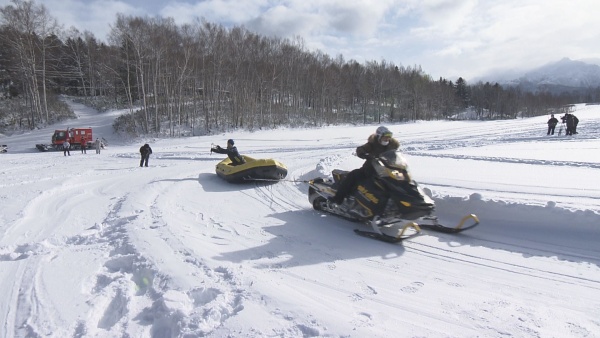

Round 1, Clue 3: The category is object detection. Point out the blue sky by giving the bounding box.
[2,0,600,80]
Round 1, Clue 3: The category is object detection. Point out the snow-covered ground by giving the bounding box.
[1,100,599,338]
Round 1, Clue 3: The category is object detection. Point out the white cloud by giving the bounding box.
[245,5,320,38]
[0,0,147,40]
[395,0,600,79]
[1,0,599,80]
[319,0,391,37]
[160,0,268,25]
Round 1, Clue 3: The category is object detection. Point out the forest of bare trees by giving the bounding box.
[1,0,596,136]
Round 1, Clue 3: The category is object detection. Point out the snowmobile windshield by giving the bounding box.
[372,150,411,181]
[377,150,409,171]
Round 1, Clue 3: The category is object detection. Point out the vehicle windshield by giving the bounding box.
[377,150,409,170]
[371,150,411,180]
[53,131,67,141]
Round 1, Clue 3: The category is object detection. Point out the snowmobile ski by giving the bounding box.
[354,230,407,243]
[417,214,480,233]
[354,220,421,243]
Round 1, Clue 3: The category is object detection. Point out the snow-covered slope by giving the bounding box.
[1,100,599,337]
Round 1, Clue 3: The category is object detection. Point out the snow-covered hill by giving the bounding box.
[475,57,600,93]
[522,58,600,87]
[1,99,599,337]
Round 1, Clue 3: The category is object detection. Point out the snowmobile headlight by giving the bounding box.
[400,200,411,207]
[388,170,405,181]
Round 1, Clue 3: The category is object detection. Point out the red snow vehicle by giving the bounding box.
[36,127,93,151]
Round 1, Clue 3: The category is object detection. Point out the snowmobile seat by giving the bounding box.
[331,169,350,184]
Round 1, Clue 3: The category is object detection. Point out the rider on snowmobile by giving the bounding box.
[329,126,400,205]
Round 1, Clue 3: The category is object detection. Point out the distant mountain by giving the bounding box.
[474,58,600,94]
[580,58,600,67]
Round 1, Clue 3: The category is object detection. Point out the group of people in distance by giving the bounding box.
[547,113,579,136]
[62,137,104,156]
[62,137,152,169]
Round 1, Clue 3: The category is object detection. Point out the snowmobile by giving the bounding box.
[308,150,479,243]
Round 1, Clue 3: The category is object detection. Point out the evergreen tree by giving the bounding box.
[455,77,469,108]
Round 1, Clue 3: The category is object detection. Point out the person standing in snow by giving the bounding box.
[139,143,152,167]
[94,138,102,154]
[63,139,71,156]
[211,139,246,165]
[328,126,400,205]
[563,113,575,135]
[547,114,558,135]
[572,114,579,134]
[80,136,87,154]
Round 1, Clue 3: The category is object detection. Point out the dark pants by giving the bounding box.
[140,154,149,167]
[566,124,574,135]
[64,148,70,156]
[81,146,86,154]
[333,167,368,202]
[547,125,556,135]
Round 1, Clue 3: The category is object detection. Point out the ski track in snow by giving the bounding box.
[407,151,600,169]
[0,159,251,336]
[1,100,600,337]
[2,153,599,337]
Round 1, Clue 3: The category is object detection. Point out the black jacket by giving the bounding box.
[140,144,152,156]
[212,145,245,165]
[356,134,400,170]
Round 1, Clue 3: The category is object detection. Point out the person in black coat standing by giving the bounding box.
[561,114,571,135]
[140,143,152,167]
[547,114,558,135]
